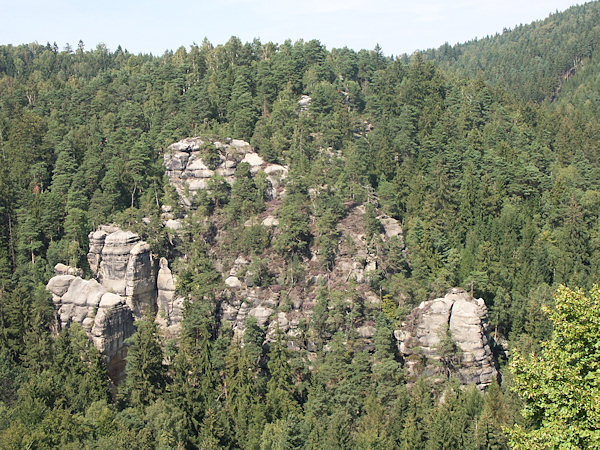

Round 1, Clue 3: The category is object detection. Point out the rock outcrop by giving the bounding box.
[87,225,156,318]
[163,137,288,206]
[47,226,161,382]
[47,266,134,381]
[394,288,498,389]
[155,257,184,339]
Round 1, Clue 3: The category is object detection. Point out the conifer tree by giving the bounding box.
[122,311,165,408]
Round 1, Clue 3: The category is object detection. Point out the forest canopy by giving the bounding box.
[1,1,600,448]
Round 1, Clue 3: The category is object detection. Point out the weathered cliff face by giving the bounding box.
[88,226,156,318]
[394,288,498,389]
[164,137,288,205]
[48,226,163,381]
[47,267,134,381]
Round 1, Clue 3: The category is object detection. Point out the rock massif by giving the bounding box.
[394,288,498,389]
[47,225,183,381]
[164,137,288,206]
[47,137,499,390]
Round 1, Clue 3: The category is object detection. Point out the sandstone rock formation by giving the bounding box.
[155,257,184,339]
[163,137,288,206]
[394,288,498,389]
[47,265,134,381]
[87,225,156,318]
[48,226,166,381]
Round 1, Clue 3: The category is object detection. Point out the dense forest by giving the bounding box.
[1,2,600,448]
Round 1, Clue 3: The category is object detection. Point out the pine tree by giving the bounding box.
[265,333,300,422]
[122,311,165,408]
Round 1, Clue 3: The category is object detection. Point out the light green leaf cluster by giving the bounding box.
[509,285,600,449]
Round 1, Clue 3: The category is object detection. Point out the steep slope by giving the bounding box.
[424,1,600,102]
[47,136,499,390]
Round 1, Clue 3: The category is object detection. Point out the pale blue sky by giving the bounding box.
[0,0,583,55]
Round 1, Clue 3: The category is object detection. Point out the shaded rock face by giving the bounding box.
[164,137,288,206]
[394,288,498,389]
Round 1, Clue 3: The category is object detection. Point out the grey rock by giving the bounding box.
[165,219,182,230]
[395,288,498,389]
[155,258,184,338]
[357,325,376,338]
[225,276,242,289]
[262,216,279,227]
[230,139,251,152]
[46,274,75,297]
[99,230,140,295]
[378,215,403,239]
[61,278,105,308]
[241,152,264,172]
[167,137,203,152]
[47,226,156,383]
[298,95,311,111]
[54,263,83,277]
[249,305,273,327]
[126,241,156,318]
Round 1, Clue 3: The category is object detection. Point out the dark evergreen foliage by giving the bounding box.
[1,2,600,445]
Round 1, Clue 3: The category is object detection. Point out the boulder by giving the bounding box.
[357,325,376,338]
[262,216,279,227]
[249,305,273,327]
[225,276,242,289]
[378,215,403,239]
[54,263,83,277]
[165,219,183,230]
[241,152,264,172]
[167,137,203,152]
[46,274,75,297]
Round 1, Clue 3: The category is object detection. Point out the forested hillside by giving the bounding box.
[1,3,600,447]
[424,1,600,102]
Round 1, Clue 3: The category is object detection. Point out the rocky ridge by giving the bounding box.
[47,137,499,389]
[164,137,288,207]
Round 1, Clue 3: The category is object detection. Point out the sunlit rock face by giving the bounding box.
[163,137,288,206]
[47,265,134,382]
[87,226,156,319]
[48,226,158,382]
[394,288,498,389]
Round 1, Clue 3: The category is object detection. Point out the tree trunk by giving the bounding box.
[131,180,137,209]
[7,213,15,269]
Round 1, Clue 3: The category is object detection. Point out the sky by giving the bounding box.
[0,0,585,56]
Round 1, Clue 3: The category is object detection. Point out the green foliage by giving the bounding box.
[237,224,270,256]
[509,285,600,448]
[122,311,166,408]
[3,13,600,446]
[275,181,311,258]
